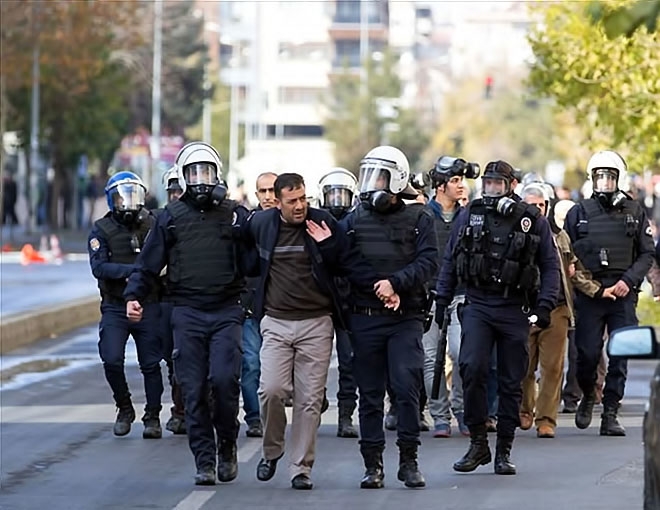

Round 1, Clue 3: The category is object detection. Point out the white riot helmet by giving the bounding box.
[358,145,417,212]
[586,150,629,193]
[174,141,225,206]
[318,167,358,219]
[162,165,183,202]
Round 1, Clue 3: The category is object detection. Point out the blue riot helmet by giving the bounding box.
[105,171,146,224]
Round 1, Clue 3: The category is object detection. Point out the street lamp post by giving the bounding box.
[149,0,163,196]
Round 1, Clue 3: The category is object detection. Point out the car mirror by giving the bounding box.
[607,326,659,359]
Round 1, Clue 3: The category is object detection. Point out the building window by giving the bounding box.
[334,0,383,24]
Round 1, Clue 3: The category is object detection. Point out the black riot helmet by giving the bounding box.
[428,156,480,188]
[481,160,517,215]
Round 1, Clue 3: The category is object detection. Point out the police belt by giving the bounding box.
[351,305,420,317]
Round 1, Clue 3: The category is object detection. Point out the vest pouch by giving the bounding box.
[455,251,468,282]
[624,214,637,237]
[500,259,520,286]
[507,232,526,258]
[469,253,484,279]
[518,264,540,292]
[390,226,416,244]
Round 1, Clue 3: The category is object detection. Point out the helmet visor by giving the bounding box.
[482,177,508,198]
[109,182,145,211]
[358,162,393,194]
[323,187,353,209]
[184,163,218,186]
[593,169,617,193]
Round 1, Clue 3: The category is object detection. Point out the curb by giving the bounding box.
[0,296,100,354]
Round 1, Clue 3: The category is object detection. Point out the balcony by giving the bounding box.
[329,0,388,40]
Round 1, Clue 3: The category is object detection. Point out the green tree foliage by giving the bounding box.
[2,1,141,226]
[324,50,430,173]
[427,75,574,175]
[128,0,209,135]
[588,0,660,38]
[528,1,660,171]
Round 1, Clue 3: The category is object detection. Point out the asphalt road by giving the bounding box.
[0,325,654,510]
[0,260,97,318]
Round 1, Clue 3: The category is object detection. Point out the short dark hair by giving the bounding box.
[274,173,305,198]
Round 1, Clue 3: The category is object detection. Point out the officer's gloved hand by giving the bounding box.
[435,305,447,329]
[531,306,552,329]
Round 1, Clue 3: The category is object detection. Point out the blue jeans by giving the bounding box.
[241,317,262,425]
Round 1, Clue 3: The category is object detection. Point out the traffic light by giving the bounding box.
[484,75,493,99]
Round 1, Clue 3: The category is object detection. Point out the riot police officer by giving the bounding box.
[88,171,164,438]
[159,166,186,435]
[341,146,438,489]
[565,150,655,436]
[318,167,359,438]
[125,142,249,486]
[436,160,560,475]
[423,155,479,438]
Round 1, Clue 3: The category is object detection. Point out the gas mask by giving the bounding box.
[483,196,516,216]
[596,190,627,209]
[190,184,227,208]
[362,190,394,213]
[114,209,138,225]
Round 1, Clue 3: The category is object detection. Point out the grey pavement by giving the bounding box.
[0,325,653,510]
[0,260,97,318]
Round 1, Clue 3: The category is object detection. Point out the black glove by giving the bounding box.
[435,305,447,329]
[531,306,552,329]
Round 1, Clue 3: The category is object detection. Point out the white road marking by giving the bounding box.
[237,437,262,464]
[171,490,215,510]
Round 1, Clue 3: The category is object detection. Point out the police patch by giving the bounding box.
[232,211,238,225]
[89,238,100,251]
[520,217,532,233]
[469,214,484,227]
[646,225,653,236]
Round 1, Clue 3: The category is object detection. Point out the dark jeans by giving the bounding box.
[350,314,424,447]
[241,316,262,425]
[98,302,163,409]
[172,304,243,470]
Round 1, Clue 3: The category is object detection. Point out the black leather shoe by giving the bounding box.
[256,453,283,481]
[291,474,313,490]
[575,391,596,429]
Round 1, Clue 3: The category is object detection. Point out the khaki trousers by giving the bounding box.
[521,305,570,428]
[259,314,333,479]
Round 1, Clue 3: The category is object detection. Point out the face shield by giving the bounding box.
[323,188,353,209]
[183,163,218,186]
[593,169,618,193]
[109,182,145,211]
[358,163,392,194]
[482,177,509,198]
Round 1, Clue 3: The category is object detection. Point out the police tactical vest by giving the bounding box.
[434,214,455,258]
[166,199,239,295]
[353,202,427,307]
[454,199,541,297]
[572,198,639,277]
[96,215,154,301]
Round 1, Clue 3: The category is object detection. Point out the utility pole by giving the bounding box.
[149,0,163,196]
[202,60,212,144]
[359,0,370,140]
[28,1,40,233]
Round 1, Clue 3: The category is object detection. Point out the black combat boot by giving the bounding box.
[360,446,385,489]
[453,424,492,473]
[396,441,426,488]
[600,403,626,436]
[113,397,135,437]
[165,410,186,435]
[337,402,358,438]
[217,439,238,482]
[575,390,596,429]
[142,407,162,439]
[494,436,516,475]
